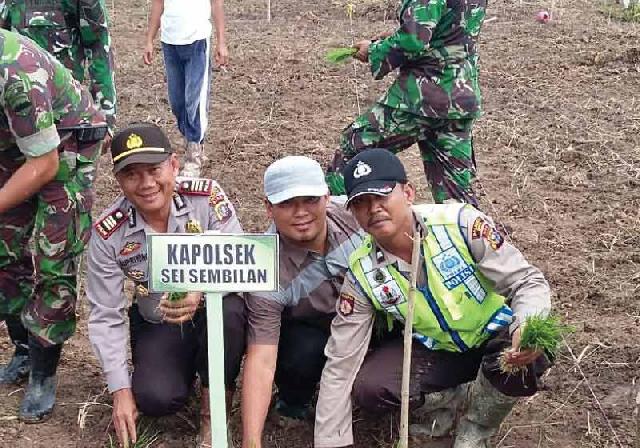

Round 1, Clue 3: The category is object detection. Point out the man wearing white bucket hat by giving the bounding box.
[241,156,364,448]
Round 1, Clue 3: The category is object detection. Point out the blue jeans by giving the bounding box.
[162,39,211,144]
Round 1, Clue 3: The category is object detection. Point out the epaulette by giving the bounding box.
[177,178,213,196]
[95,208,128,240]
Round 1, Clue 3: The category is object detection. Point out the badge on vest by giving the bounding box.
[365,267,392,286]
[432,247,474,290]
[372,281,405,308]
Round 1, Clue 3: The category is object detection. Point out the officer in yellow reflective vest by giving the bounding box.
[314,149,552,448]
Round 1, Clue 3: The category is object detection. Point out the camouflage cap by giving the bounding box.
[111,123,173,173]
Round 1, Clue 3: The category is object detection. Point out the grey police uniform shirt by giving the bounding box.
[86,178,243,393]
[314,205,552,448]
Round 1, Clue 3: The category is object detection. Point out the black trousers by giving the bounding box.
[129,294,246,417]
[273,320,330,407]
[353,329,550,414]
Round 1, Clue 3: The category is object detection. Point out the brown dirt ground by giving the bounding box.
[1,0,639,446]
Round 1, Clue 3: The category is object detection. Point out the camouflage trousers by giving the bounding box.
[0,135,102,346]
[339,103,479,206]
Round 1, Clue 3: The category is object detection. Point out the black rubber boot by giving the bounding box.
[19,336,62,423]
[0,314,30,385]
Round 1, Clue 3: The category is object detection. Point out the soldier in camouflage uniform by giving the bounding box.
[327,0,487,206]
[0,0,116,129]
[0,29,107,423]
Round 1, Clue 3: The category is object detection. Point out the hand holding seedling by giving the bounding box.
[500,314,572,374]
[112,388,138,448]
[353,40,371,62]
[503,326,543,367]
[160,292,202,324]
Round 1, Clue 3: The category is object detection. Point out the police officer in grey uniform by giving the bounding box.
[315,149,552,448]
[86,123,246,447]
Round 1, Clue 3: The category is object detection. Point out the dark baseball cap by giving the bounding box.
[344,148,408,207]
[111,123,173,174]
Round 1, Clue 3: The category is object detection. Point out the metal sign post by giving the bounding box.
[148,233,279,448]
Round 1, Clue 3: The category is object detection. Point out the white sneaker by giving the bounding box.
[181,142,206,177]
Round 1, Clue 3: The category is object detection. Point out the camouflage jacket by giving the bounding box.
[0,0,116,128]
[368,0,487,119]
[0,29,105,158]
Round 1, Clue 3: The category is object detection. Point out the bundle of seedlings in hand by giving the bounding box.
[164,218,203,303]
[168,291,187,302]
[325,47,357,64]
[499,314,572,374]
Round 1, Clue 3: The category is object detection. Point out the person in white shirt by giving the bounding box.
[143,0,228,178]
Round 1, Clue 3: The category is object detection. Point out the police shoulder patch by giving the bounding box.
[209,184,228,206]
[95,209,128,240]
[178,178,213,196]
[214,201,233,222]
[471,217,504,251]
[338,292,356,316]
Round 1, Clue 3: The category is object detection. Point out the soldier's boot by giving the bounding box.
[0,314,31,384]
[453,372,518,448]
[410,384,468,439]
[19,335,62,423]
[182,142,206,178]
[325,148,347,196]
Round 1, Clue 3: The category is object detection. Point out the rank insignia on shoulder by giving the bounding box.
[120,242,142,256]
[339,293,356,316]
[185,219,203,234]
[95,209,128,240]
[178,179,212,196]
[214,201,233,222]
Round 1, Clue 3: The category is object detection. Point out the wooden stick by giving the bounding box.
[635,386,639,448]
[267,0,271,22]
[398,230,421,448]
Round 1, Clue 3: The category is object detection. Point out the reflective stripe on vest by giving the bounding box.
[350,203,513,352]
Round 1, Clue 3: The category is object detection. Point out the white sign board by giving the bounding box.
[148,233,279,448]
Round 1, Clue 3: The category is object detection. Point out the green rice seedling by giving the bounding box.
[499,314,573,374]
[108,422,160,447]
[325,47,357,64]
[168,291,187,302]
[600,2,640,23]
